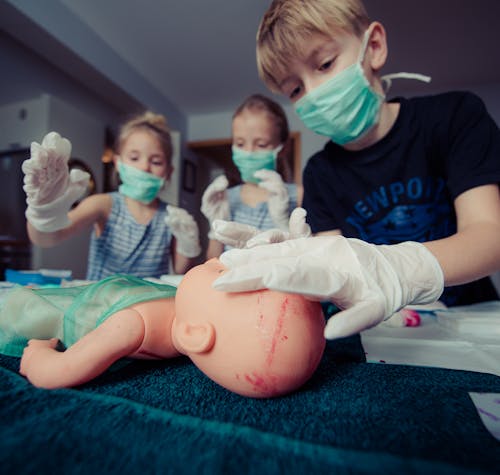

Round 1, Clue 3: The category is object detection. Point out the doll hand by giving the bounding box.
[201,175,230,239]
[214,236,444,340]
[212,207,311,249]
[19,338,61,388]
[165,205,201,258]
[23,132,89,232]
[254,169,289,230]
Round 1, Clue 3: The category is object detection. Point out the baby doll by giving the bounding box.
[1,259,326,398]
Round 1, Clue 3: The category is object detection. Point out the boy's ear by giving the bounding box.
[367,21,388,72]
[173,321,215,354]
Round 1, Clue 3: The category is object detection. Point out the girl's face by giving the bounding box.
[117,129,171,179]
[232,110,281,152]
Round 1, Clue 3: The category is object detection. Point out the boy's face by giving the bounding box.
[279,28,368,103]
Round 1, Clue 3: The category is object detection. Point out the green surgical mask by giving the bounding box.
[232,145,282,183]
[117,161,165,203]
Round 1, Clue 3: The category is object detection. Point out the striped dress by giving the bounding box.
[225,183,298,250]
[86,192,172,280]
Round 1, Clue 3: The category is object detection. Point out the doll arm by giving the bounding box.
[19,308,145,389]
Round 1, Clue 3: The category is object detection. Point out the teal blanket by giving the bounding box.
[0,336,498,474]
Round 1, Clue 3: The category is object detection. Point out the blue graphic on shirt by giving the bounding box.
[345,176,454,244]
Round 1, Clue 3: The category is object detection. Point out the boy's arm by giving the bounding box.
[425,184,500,285]
[19,308,145,389]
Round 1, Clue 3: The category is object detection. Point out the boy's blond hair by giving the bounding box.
[116,111,172,164]
[256,0,371,92]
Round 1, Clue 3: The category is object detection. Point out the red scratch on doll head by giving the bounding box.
[244,372,278,395]
[265,297,288,367]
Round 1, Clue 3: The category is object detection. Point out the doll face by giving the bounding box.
[172,259,326,398]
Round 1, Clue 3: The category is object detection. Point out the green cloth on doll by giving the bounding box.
[0,274,177,357]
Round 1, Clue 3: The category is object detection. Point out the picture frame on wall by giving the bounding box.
[182,159,196,193]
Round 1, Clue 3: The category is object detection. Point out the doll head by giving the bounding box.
[172,258,326,398]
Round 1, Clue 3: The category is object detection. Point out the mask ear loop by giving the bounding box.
[357,28,372,64]
[381,72,432,94]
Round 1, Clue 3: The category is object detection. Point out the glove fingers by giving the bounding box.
[213,260,273,292]
[246,229,289,248]
[253,169,279,181]
[41,132,72,159]
[263,265,350,301]
[69,169,90,184]
[288,207,312,238]
[212,220,259,248]
[324,299,386,340]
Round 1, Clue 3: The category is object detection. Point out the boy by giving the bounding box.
[212,0,500,339]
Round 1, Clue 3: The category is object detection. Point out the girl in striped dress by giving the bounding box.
[24,111,201,280]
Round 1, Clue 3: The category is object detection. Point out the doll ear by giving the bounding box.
[173,321,215,354]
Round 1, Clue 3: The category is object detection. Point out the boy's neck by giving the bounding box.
[343,101,400,152]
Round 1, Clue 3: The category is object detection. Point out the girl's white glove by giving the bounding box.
[254,169,289,230]
[200,175,230,239]
[212,207,311,249]
[213,235,444,340]
[165,205,201,258]
[23,132,89,232]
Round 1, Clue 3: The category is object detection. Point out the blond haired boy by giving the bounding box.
[213,0,500,339]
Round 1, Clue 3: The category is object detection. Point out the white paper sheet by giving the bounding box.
[361,307,500,376]
[469,393,500,441]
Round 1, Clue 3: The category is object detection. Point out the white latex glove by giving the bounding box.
[165,205,201,258]
[201,175,230,239]
[212,207,311,249]
[254,169,289,230]
[213,235,444,340]
[22,132,89,232]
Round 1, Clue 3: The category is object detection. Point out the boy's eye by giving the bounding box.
[318,59,334,72]
[289,85,302,100]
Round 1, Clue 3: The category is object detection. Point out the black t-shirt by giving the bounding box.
[302,91,500,306]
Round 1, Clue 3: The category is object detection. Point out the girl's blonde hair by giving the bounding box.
[233,93,289,144]
[257,0,371,92]
[115,111,172,164]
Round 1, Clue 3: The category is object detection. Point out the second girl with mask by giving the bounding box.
[201,94,301,259]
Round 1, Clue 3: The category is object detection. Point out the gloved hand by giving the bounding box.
[201,175,230,239]
[23,132,90,232]
[254,169,289,230]
[212,207,311,249]
[165,205,201,258]
[213,235,444,340]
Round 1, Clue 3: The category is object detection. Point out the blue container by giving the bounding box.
[5,269,72,286]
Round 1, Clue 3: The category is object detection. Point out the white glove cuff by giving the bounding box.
[25,200,71,232]
[381,241,445,307]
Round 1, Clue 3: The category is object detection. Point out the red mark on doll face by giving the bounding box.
[244,372,278,396]
[265,297,288,367]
